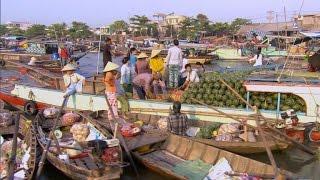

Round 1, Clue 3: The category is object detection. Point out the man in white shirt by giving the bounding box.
[181,64,199,90]
[166,39,183,88]
[62,64,86,98]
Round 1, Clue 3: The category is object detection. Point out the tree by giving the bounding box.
[110,20,128,34]
[230,18,252,34]
[146,23,159,37]
[68,21,92,40]
[46,23,67,39]
[24,24,46,38]
[210,22,231,36]
[196,13,210,31]
[129,15,150,36]
[7,27,25,36]
[178,17,197,40]
[0,25,8,36]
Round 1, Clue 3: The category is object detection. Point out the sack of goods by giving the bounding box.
[120,124,141,137]
[217,123,240,135]
[101,147,120,163]
[61,112,80,126]
[43,107,60,118]
[157,117,168,130]
[70,123,90,142]
[0,112,13,127]
[65,141,83,158]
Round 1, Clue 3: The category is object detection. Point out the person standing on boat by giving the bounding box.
[62,64,86,98]
[59,44,69,66]
[103,62,120,120]
[166,39,183,88]
[167,101,188,135]
[149,49,165,76]
[120,57,132,93]
[248,47,263,66]
[135,52,151,75]
[103,37,113,68]
[132,73,166,100]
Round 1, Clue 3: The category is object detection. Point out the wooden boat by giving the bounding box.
[0,52,51,62]
[132,134,293,179]
[0,113,38,179]
[10,80,320,125]
[125,113,289,154]
[34,111,122,180]
[0,69,48,115]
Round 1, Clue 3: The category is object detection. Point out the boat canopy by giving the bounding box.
[300,32,320,38]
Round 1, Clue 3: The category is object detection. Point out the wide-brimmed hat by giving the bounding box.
[150,49,162,59]
[103,62,119,72]
[137,52,148,59]
[61,64,76,71]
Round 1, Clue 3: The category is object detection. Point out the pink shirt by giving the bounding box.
[132,73,152,91]
[135,60,151,74]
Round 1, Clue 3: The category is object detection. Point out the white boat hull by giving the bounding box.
[11,84,319,126]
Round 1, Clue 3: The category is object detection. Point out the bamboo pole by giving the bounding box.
[103,94,140,177]
[36,97,68,178]
[7,113,20,180]
[218,78,315,155]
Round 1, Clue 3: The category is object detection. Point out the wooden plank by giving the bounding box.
[125,131,167,151]
[82,157,98,170]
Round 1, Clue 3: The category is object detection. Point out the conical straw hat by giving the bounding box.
[61,64,76,71]
[137,52,149,59]
[103,62,119,72]
[150,49,162,58]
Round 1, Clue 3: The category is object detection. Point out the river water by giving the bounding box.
[2,53,317,179]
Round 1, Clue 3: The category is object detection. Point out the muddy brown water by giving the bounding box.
[1,53,319,179]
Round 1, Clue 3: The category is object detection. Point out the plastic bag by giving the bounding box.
[43,107,59,118]
[61,112,80,126]
[70,123,90,142]
[218,123,240,135]
[157,117,168,130]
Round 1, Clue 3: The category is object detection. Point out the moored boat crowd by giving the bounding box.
[1,21,320,180]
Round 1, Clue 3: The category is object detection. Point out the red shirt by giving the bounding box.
[60,48,69,59]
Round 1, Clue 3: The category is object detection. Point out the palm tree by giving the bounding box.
[129,15,150,36]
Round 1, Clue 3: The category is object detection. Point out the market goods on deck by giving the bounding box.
[181,72,307,112]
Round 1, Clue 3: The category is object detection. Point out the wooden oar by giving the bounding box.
[7,113,20,180]
[36,97,68,178]
[218,78,315,155]
[103,94,140,177]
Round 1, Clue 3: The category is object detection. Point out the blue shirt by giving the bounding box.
[129,54,137,67]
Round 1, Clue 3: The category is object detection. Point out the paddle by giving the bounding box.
[7,113,20,180]
[36,97,68,178]
[103,93,140,177]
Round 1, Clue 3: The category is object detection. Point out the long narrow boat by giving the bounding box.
[125,113,289,154]
[34,111,122,179]
[0,113,38,179]
[10,79,320,125]
[132,134,293,179]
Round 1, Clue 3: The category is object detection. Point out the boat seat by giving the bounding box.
[142,150,185,170]
[69,156,104,170]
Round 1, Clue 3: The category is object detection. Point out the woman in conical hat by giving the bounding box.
[61,64,86,98]
[103,62,120,120]
[149,49,165,76]
[135,52,151,75]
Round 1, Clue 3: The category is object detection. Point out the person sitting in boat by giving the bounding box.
[248,47,263,66]
[104,62,120,120]
[167,101,188,135]
[195,62,205,78]
[181,64,199,90]
[27,57,38,66]
[62,64,86,98]
[132,73,167,100]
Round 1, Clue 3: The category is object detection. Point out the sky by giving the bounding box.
[1,0,320,27]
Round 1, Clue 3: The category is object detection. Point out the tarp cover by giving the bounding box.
[173,159,211,180]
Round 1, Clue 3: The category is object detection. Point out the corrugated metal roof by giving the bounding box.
[237,22,296,35]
